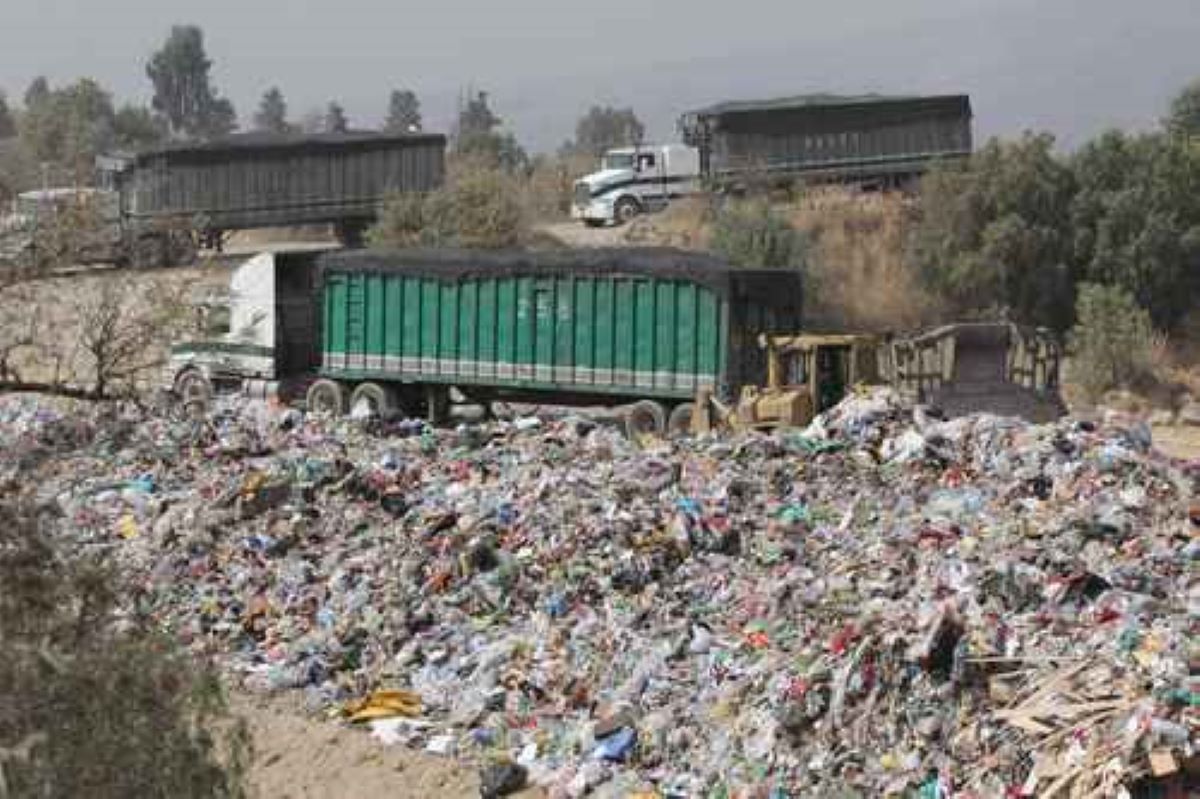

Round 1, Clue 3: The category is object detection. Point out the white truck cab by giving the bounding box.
[571,143,701,226]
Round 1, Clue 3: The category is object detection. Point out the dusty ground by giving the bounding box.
[1151,424,1200,460]
[234,693,542,799]
[538,220,628,248]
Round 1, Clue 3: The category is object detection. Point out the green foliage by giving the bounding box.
[23,76,50,109]
[253,87,291,134]
[384,89,422,134]
[710,199,808,269]
[1068,282,1156,399]
[18,78,118,171]
[112,104,167,151]
[569,106,644,156]
[146,25,237,139]
[1166,78,1200,137]
[453,90,527,172]
[0,501,248,798]
[456,90,500,139]
[324,102,348,134]
[367,192,433,247]
[0,91,15,140]
[909,133,1076,328]
[456,131,528,173]
[369,163,527,250]
[1070,130,1200,329]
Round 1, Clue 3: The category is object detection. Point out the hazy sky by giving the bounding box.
[2,0,1197,152]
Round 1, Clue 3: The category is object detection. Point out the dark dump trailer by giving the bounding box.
[679,93,972,189]
[166,248,804,436]
[100,132,446,266]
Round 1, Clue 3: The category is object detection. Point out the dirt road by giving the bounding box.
[537,221,628,248]
[235,693,542,799]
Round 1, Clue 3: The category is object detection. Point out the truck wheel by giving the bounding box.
[614,197,641,225]
[306,379,348,416]
[168,232,198,267]
[133,234,167,269]
[667,403,695,437]
[350,382,399,417]
[174,370,212,416]
[625,400,666,439]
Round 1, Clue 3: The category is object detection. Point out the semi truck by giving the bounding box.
[1,132,446,270]
[679,93,973,190]
[571,93,973,226]
[571,144,701,227]
[167,247,804,436]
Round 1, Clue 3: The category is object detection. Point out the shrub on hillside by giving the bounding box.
[709,199,808,269]
[1068,282,1157,400]
[0,501,248,798]
[369,163,527,250]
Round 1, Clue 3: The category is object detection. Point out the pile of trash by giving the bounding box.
[4,388,1198,798]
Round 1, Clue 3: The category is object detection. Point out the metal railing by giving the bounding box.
[888,322,1062,403]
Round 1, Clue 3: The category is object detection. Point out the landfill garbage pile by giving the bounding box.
[3,388,1199,798]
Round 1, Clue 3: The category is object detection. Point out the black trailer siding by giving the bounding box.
[123,133,445,231]
[681,94,972,186]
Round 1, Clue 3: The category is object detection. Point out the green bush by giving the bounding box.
[0,501,248,798]
[448,166,526,248]
[709,199,808,269]
[366,192,429,248]
[369,163,526,250]
[1068,282,1157,400]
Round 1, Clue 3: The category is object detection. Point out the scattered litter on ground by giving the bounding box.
[4,387,1198,797]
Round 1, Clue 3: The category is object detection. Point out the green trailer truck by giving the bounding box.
[167,247,803,435]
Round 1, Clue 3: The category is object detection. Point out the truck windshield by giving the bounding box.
[603,153,634,170]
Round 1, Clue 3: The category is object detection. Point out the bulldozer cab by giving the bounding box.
[769,334,879,405]
[720,334,881,430]
[690,333,882,434]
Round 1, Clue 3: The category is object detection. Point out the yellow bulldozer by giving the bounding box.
[690,333,885,433]
[688,323,1064,433]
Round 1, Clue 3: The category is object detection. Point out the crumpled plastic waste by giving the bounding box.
[4,387,1198,797]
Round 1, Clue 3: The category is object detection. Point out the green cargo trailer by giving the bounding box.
[167,247,803,434]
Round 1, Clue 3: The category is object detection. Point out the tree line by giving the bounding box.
[0,23,649,199]
[910,80,1200,335]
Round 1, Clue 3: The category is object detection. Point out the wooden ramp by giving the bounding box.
[892,323,1066,422]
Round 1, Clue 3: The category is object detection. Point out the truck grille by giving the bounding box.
[573,182,592,207]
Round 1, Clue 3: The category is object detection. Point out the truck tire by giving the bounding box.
[306,379,348,416]
[614,197,641,225]
[174,370,212,416]
[667,403,695,437]
[350,382,399,417]
[133,234,168,270]
[624,399,667,439]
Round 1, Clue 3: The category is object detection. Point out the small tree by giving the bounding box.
[324,102,348,134]
[1068,282,1156,400]
[253,87,290,134]
[384,89,421,133]
[113,104,167,151]
[369,164,526,250]
[1166,78,1200,138]
[24,76,50,109]
[570,105,644,156]
[0,91,15,139]
[146,25,237,139]
[452,90,528,172]
[456,90,500,139]
[18,78,118,170]
[0,500,249,798]
[909,133,1076,329]
[710,199,808,269]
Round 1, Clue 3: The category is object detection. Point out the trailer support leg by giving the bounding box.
[425,385,449,426]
